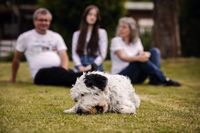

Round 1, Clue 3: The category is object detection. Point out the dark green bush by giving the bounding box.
[140,31,152,51]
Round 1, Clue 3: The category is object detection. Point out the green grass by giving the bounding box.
[0,58,200,133]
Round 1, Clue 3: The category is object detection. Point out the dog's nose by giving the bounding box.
[77,107,83,114]
[74,98,78,102]
[95,105,103,113]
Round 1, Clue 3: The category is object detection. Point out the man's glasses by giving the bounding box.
[36,19,51,22]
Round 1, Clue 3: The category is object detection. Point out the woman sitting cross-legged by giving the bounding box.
[110,17,181,86]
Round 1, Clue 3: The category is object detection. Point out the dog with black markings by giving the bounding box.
[64,71,140,114]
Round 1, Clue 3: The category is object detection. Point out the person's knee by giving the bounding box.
[150,48,160,56]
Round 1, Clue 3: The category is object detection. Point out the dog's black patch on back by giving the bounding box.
[84,74,108,91]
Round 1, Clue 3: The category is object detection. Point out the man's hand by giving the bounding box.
[11,51,23,83]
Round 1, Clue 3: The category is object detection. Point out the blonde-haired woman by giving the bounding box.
[110,17,181,86]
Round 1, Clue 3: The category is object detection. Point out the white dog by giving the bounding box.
[64,71,140,114]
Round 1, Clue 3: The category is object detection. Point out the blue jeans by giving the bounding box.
[119,48,166,84]
[76,55,104,71]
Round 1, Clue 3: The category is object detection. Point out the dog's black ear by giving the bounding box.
[84,74,108,91]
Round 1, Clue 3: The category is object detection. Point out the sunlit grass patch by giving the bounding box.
[0,58,200,132]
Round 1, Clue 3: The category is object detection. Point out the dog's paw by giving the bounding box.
[133,93,141,108]
[64,109,72,113]
[118,105,136,114]
[63,107,76,114]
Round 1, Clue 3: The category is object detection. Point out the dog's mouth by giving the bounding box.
[76,105,104,115]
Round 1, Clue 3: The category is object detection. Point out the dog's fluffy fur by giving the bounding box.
[64,71,140,114]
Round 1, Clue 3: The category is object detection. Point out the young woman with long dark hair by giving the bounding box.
[72,5,108,72]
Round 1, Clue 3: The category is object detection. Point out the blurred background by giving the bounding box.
[0,0,200,61]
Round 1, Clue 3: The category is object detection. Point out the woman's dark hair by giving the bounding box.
[76,5,101,56]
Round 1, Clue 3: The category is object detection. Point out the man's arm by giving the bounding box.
[59,50,69,70]
[11,50,23,83]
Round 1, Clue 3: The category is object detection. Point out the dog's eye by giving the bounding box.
[81,94,84,97]
[95,93,99,96]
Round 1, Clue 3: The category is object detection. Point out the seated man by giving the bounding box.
[11,8,82,87]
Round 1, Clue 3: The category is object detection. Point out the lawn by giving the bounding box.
[0,58,200,133]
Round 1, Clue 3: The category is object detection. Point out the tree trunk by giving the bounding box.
[153,0,181,58]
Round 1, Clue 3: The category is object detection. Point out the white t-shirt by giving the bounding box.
[72,28,108,66]
[110,36,144,74]
[16,29,67,79]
